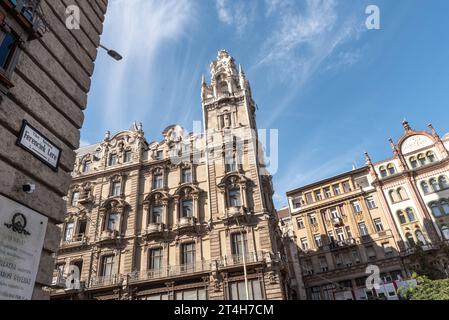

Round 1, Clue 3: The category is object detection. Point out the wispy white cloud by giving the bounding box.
[96,0,195,131]
[215,0,255,35]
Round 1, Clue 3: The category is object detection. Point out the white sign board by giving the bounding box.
[0,195,48,300]
[16,120,61,171]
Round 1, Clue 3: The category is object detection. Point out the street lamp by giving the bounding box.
[99,44,123,61]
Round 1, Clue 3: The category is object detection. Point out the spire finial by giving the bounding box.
[402,118,412,131]
[201,74,206,85]
[428,123,439,138]
[239,64,244,75]
[364,152,372,166]
[104,130,110,141]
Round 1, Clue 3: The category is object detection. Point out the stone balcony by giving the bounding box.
[175,216,197,234]
[88,274,121,288]
[218,251,266,268]
[143,223,165,238]
[99,229,120,244]
[128,260,211,284]
[60,234,88,248]
[223,206,249,223]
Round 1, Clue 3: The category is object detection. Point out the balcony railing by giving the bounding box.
[5,0,49,37]
[61,234,88,247]
[145,223,164,235]
[89,274,120,288]
[51,272,66,289]
[219,251,265,267]
[128,260,211,283]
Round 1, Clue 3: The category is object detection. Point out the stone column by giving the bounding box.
[193,195,199,221]
[142,203,149,230]
[174,197,179,227]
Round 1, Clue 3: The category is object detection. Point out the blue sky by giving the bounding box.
[82,0,449,208]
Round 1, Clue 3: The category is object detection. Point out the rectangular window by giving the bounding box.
[333,184,341,196]
[0,32,18,70]
[153,174,163,189]
[351,249,361,264]
[336,228,345,241]
[149,248,163,270]
[182,200,193,217]
[374,218,384,232]
[182,168,192,184]
[330,207,339,219]
[292,197,302,209]
[64,222,74,241]
[309,214,317,225]
[71,191,79,207]
[342,181,352,193]
[334,253,343,267]
[228,279,262,300]
[101,255,114,277]
[358,222,369,236]
[297,218,304,229]
[123,150,132,163]
[366,246,377,260]
[107,213,118,231]
[229,188,241,207]
[231,233,248,259]
[351,200,362,213]
[314,190,322,201]
[305,193,313,204]
[72,260,83,276]
[327,231,335,243]
[82,161,91,173]
[345,226,353,239]
[366,197,376,209]
[304,259,314,275]
[319,256,328,272]
[156,150,164,160]
[182,243,195,266]
[151,206,163,224]
[175,288,207,300]
[111,181,121,197]
[324,187,332,198]
[382,243,393,255]
[78,220,87,236]
[301,238,309,251]
[109,154,117,166]
[314,234,322,248]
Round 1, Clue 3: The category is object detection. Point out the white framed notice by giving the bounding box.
[0,194,48,300]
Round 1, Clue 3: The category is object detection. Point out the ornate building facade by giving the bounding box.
[50,51,287,300]
[285,121,449,300]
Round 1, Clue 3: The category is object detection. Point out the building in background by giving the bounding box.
[0,0,108,299]
[50,51,287,300]
[284,121,449,300]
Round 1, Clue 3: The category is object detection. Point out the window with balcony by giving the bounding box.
[107,212,118,231]
[149,248,163,270]
[181,242,195,266]
[70,191,79,207]
[351,200,361,213]
[64,222,74,241]
[151,206,163,223]
[82,161,91,173]
[111,181,121,197]
[336,228,345,242]
[109,154,117,166]
[228,279,263,300]
[228,188,241,207]
[182,168,192,184]
[366,197,376,209]
[231,233,248,259]
[153,174,163,189]
[101,255,114,277]
[181,200,193,218]
[374,218,384,232]
[123,150,132,163]
[358,222,369,236]
[327,231,335,244]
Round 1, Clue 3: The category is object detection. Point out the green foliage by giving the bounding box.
[399,274,449,300]
[408,244,445,280]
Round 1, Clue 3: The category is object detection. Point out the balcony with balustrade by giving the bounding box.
[88,274,121,289]
[143,223,165,238]
[128,260,212,284]
[60,234,88,249]
[218,251,266,269]
[2,0,49,39]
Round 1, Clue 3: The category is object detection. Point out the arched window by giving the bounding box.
[387,164,396,175]
[415,230,426,245]
[421,181,430,194]
[426,151,436,163]
[441,200,449,215]
[405,232,415,247]
[397,211,407,224]
[430,202,443,217]
[389,190,398,203]
[410,157,418,169]
[439,176,449,189]
[406,208,416,222]
[379,166,387,178]
[417,153,426,166]
[441,225,449,240]
[397,188,408,201]
[430,178,440,192]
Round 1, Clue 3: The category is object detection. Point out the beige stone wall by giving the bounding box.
[0,0,107,299]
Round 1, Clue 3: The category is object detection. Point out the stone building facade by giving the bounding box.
[50,51,287,300]
[0,0,108,299]
[284,121,449,300]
